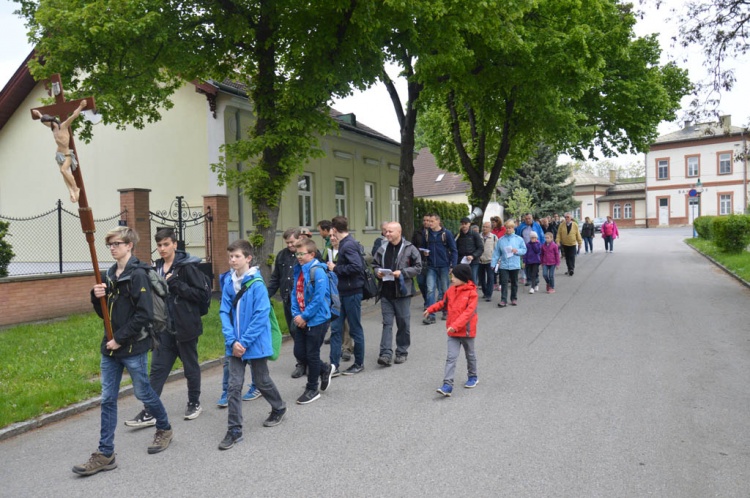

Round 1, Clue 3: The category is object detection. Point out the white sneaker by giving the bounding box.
[529,288,535,294]
[534,286,539,292]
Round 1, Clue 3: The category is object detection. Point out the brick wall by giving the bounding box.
[0,273,96,328]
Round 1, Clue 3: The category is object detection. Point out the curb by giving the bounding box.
[685,241,750,290]
[0,301,379,442]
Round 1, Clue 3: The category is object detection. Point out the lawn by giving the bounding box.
[685,238,750,282]
[0,299,288,429]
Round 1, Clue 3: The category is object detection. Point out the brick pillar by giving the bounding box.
[118,188,152,263]
[203,194,229,289]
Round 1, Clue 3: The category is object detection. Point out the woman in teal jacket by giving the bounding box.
[490,221,527,307]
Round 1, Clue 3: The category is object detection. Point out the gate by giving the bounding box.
[149,196,212,264]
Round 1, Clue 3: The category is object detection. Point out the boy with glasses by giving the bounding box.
[73,227,173,476]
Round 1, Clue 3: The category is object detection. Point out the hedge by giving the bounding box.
[693,216,714,240]
[711,215,750,253]
[413,198,470,235]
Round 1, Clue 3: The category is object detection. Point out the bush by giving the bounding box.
[0,220,15,278]
[693,215,714,240]
[711,214,750,253]
[413,198,469,235]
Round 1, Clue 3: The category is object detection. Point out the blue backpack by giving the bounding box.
[311,265,341,319]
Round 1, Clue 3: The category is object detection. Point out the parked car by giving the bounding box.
[593,217,607,232]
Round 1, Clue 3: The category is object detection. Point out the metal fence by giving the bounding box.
[149,196,212,263]
[0,201,126,277]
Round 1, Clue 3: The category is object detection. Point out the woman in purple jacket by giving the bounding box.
[523,232,542,293]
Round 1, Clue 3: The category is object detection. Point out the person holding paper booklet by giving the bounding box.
[491,220,527,307]
[373,222,422,366]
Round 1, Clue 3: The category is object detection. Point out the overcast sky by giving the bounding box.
[2,0,748,162]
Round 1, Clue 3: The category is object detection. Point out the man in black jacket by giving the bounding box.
[126,228,208,427]
[327,216,366,376]
[74,227,173,476]
[455,217,484,284]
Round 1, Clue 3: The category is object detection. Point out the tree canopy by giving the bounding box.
[499,145,578,218]
[418,0,690,215]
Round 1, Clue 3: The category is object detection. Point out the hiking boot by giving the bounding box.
[464,377,479,389]
[147,428,173,454]
[263,407,287,427]
[320,363,333,392]
[72,452,117,476]
[291,364,306,379]
[216,392,228,408]
[436,384,453,397]
[243,384,262,401]
[184,402,202,420]
[341,350,353,362]
[218,429,243,450]
[377,355,392,367]
[342,363,364,375]
[422,315,436,325]
[296,389,321,405]
[124,409,155,428]
[394,355,407,364]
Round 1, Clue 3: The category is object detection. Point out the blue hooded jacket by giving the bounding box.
[219,267,274,360]
[291,259,331,327]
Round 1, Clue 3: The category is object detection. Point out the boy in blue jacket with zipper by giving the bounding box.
[291,237,334,405]
[218,239,286,450]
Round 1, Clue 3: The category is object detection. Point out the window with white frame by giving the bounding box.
[364,182,375,229]
[657,159,669,180]
[719,152,732,174]
[624,203,632,219]
[720,194,732,215]
[613,203,622,219]
[334,178,347,217]
[390,187,400,222]
[687,156,699,177]
[573,207,581,220]
[298,173,313,227]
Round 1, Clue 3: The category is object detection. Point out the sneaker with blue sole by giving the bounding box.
[243,384,263,401]
[464,377,479,389]
[437,384,453,397]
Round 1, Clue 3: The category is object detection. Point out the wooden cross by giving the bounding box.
[30,74,113,341]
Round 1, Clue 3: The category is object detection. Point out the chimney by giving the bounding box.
[684,120,692,129]
[720,115,731,129]
[609,169,617,184]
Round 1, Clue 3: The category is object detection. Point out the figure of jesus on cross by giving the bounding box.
[32,99,87,203]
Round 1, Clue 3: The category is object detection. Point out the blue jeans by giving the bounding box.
[542,265,556,289]
[425,266,450,318]
[100,352,170,456]
[330,292,365,368]
[292,321,329,391]
[416,271,427,308]
[470,263,480,285]
[583,236,593,252]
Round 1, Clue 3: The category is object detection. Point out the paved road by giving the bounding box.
[2,228,749,497]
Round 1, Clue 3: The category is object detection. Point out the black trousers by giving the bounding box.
[562,245,577,273]
[149,331,201,404]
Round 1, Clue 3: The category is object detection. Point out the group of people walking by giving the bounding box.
[74,211,619,476]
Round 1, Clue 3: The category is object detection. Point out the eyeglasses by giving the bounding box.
[106,241,127,249]
[294,252,311,257]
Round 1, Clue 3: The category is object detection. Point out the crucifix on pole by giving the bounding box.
[30,74,114,341]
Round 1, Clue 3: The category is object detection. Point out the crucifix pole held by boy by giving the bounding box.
[30,73,113,341]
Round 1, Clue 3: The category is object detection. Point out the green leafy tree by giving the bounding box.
[377,0,528,239]
[499,145,577,217]
[570,159,645,180]
[418,0,690,216]
[16,0,384,278]
[504,188,535,221]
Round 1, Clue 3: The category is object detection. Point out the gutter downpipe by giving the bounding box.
[644,150,649,228]
[235,109,244,237]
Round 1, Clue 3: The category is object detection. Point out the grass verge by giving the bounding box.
[685,238,750,282]
[0,299,288,429]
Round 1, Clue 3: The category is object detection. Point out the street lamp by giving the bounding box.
[690,178,703,237]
